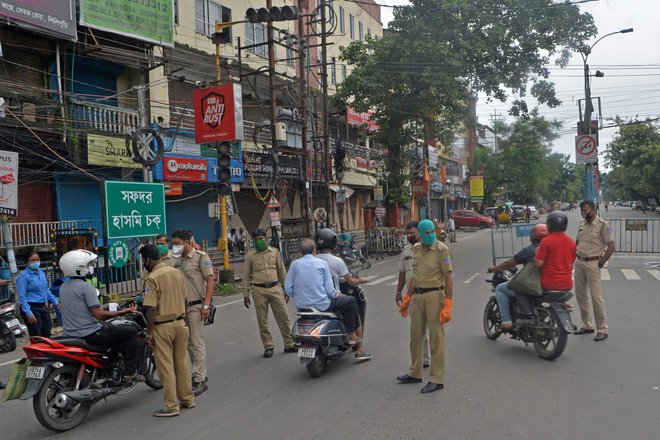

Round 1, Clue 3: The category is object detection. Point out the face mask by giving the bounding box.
[156,244,169,256]
[254,239,268,252]
[87,266,94,276]
[28,262,40,270]
[172,245,184,255]
[407,235,418,245]
[581,211,593,220]
[417,220,437,247]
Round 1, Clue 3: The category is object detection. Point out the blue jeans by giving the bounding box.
[495,282,515,324]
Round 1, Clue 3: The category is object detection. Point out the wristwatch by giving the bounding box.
[203,304,210,310]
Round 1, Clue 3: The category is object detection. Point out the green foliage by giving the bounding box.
[215,282,237,297]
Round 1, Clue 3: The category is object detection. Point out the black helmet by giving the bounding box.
[315,228,338,250]
[546,211,568,232]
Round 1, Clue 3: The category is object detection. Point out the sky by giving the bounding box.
[376,0,659,166]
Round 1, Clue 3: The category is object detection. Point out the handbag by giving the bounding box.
[2,358,29,401]
[507,262,544,297]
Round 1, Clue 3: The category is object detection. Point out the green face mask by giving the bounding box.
[156,244,169,256]
[254,239,268,252]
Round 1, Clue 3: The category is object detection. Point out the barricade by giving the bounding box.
[608,218,660,253]
[366,227,406,258]
[490,223,535,265]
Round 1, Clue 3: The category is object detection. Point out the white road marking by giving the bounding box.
[218,299,245,307]
[601,269,610,281]
[621,269,641,280]
[463,273,480,284]
[387,280,399,285]
[0,358,19,367]
[368,275,397,285]
[649,270,660,281]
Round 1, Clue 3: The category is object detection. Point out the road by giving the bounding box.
[1,206,659,439]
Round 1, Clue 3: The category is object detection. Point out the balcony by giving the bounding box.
[0,220,84,249]
[69,98,139,135]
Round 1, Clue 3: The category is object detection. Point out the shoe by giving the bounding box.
[594,332,608,341]
[574,328,595,335]
[181,402,196,409]
[500,322,513,331]
[396,374,422,383]
[515,318,535,327]
[192,380,208,396]
[420,382,444,394]
[355,352,373,362]
[284,347,298,353]
[153,409,180,417]
[264,348,274,358]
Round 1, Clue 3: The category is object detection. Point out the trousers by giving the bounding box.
[153,320,194,413]
[84,321,139,374]
[409,290,446,384]
[574,259,608,333]
[252,286,294,350]
[186,305,207,382]
[21,303,52,338]
[325,295,360,333]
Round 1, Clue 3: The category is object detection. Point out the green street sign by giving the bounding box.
[105,181,166,239]
[108,241,130,268]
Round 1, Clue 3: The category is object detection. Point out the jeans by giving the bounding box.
[495,282,515,324]
[20,303,52,338]
[84,322,139,375]
[324,295,360,333]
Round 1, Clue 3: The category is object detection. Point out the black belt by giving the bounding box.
[27,302,47,308]
[254,281,278,288]
[154,316,185,325]
[578,256,600,262]
[414,287,443,294]
[187,299,203,307]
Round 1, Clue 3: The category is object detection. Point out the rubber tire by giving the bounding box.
[306,349,327,378]
[479,222,488,229]
[144,349,162,390]
[483,297,501,340]
[0,331,16,353]
[33,364,91,432]
[533,309,568,361]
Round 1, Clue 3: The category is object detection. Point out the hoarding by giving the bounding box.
[193,84,244,144]
[105,181,166,239]
[0,1,77,40]
[0,150,18,216]
[87,134,141,168]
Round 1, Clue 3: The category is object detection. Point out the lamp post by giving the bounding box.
[580,28,633,202]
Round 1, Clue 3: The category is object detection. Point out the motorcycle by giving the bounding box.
[0,301,27,353]
[336,236,371,269]
[483,268,576,360]
[17,310,161,432]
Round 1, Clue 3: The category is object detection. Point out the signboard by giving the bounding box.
[200,141,242,158]
[80,0,174,46]
[0,1,77,40]
[0,150,18,216]
[105,181,166,239]
[269,211,281,227]
[245,153,300,179]
[163,181,183,196]
[469,176,484,200]
[163,156,208,181]
[88,134,141,168]
[625,220,647,232]
[108,240,130,268]
[575,134,598,164]
[374,186,383,200]
[193,84,244,144]
[266,195,281,209]
[515,224,533,238]
[356,157,369,169]
[346,106,379,132]
[375,205,387,218]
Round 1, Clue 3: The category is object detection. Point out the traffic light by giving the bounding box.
[246,6,299,23]
[217,142,232,195]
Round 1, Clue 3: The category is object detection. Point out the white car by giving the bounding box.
[529,206,539,219]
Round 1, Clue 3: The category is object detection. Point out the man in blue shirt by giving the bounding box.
[17,252,60,337]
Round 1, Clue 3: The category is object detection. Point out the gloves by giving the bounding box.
[399,294,412,317]
[439,298,453,324]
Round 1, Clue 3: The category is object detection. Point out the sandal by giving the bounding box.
[355,351,373,362]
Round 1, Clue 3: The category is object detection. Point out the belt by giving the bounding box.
[27,302,47,308]
[578,256,601,262]
[413,287,443,294]
[187,299,203,307]
[154,316,185,325]
[254,281,278,288]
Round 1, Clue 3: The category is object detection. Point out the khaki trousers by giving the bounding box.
[252,286,294,350]
[186,305,207,382]
[408,290,446,384]
[575,259,608,333]
[153,320,195,413]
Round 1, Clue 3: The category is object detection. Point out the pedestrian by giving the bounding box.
[171,229,214,396]
[574,200,615,341]
[395,221,430,368]
[228,228,237,256]
[155,234,177,267]
[140,244,196,417]
[447,216,456,242]
[524,205,532,223]
[242,228,297,358]
[397,219,453,394]
[17,252,60,337]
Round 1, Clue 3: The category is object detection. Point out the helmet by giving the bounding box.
[530,224,549,241]
[59,250,98,277]
[546,211,568,232]
[315,228,338,250]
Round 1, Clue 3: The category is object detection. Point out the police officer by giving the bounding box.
[155,234,177,267]
[397,219,453,394]
[575,200,615,341]
[171,229,214,396]
[141,245,195,417]
[243,228,296,358]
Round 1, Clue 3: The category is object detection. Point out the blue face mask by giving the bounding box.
[418,220,437,246]
[28,262,40,270]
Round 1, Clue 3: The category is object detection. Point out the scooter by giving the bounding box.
[0,301,26,353]
[336,237,371,269]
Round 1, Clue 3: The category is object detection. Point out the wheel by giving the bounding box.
[479,222,488,229]
[533,309,568,361]
[0,331,16,353]
[483,297,502,340]
[33,364,91,432]
[143,349,162,390]
[306,349,327,378]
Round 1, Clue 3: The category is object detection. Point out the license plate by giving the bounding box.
[297,347,316,358]
[6,318,19,328]
[26,366,45,380]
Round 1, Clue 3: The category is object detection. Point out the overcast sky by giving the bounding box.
[377,0,657,165]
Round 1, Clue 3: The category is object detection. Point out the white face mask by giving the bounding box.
[172,245,184,255]
[88,266,94,275]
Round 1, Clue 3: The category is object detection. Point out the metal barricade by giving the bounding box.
[490,223,536,265]
[608,219,660,253]
[366,227,406,259]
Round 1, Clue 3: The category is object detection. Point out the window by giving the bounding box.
[349,14,354,39]
[328,0,335,26]
[331,57,336,85]
[358,21,363,41]
[195,0,231,38]
[286,36,296,68]
[339,6,345,33]
[245,22,267,57]
[342,64,347,81]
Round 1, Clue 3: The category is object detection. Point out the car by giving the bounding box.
[451,209,495,229]
[655,205,660,214]
[511,205,526,222]
[529,206,539,219]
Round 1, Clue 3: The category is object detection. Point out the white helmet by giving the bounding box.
[59,250,98,277]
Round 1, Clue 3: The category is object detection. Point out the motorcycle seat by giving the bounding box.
[297,307,338,319]
[51,337,113,353]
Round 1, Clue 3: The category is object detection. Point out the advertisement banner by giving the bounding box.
[469,176,484,200]
[245,153,300,180]
[163,156,209,182]
[88,134,141,168]
[0,1,77,40]
[80,0,174,47]
[0,150,18,216]
[346,106,379,132]
[105,181,166,239]
[194,84,244,144]
[163,182,183,196]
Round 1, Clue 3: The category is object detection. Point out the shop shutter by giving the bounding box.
[165,185,217,245]
[55,176,103,234]
[0,33,46,91]
[15,182,54,223]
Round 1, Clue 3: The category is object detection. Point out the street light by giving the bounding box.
[580,28,633,201]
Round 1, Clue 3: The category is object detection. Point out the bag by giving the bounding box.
[507,262,544,297]
[2,358,29,401]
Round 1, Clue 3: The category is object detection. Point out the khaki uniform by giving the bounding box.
[408,240,453,384]
[575,216,613,333]
[398,244,429,364]
[178,249,214,382]
[143,262,194,413]
[160,253,178,267]
[242,247,294,350]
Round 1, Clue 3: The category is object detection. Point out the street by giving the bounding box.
[1,207,659,439]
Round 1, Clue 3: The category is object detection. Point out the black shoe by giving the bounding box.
[420,382,444,394]
[264,348,274,358]
[284,347,298,353]
[574,328,595,335]
[396,374,422,384]
[192,380,208,396]
[594,332,608,341]
[153,409,180,417]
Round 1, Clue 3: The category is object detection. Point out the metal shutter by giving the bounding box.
[55,175,103,235]
[165,184,217,244]
[15,182,54,223]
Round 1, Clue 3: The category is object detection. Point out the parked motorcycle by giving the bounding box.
[18,311,160,431]
[336,236,371,269]
[0,301,26,353]
[483,269,576,360]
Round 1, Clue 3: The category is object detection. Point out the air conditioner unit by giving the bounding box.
[275,122,287,142]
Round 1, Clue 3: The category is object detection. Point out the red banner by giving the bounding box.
[356,156,368,169]
[164,181,183,196]
[193,83,244,144]
[346,106,379,132]
[164,156,209,182]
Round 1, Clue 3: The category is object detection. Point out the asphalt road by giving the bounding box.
[1,206,659,439]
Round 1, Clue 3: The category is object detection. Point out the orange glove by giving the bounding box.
[399,294,412,317]
[439,298,453,324]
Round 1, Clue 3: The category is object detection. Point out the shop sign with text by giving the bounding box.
[88,134,141,168]
[164,156,208,182]
[194,84,244,144]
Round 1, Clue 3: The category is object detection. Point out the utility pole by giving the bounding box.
[136,85,153,183]
[297,0,310,232]
[320,0,331,221]
[267,0,279,185]
[215,21,230,271]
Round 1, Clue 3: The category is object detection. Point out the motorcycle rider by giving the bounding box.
[533,211,576,292]
[58,250,140,381]
[487,224,549,331]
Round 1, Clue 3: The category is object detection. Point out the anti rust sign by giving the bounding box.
[193,83,244,144]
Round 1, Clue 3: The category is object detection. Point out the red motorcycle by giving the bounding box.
[18,313,160,431]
